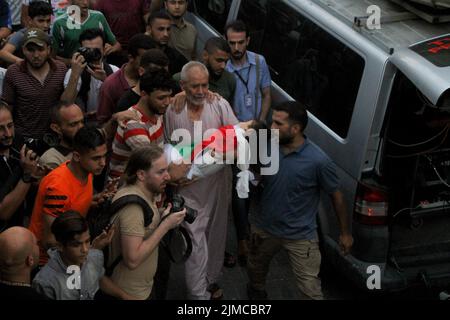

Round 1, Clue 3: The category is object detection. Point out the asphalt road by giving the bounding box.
[165,215,446,300]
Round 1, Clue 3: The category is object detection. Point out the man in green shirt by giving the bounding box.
[164,0,197,61]
[52,0,121,65]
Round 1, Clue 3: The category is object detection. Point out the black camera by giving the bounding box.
[24,133,59,156]
[77,47,102,66]
[171,194,198,224]
[24,138,41,153]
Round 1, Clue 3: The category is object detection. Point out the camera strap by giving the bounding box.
[158,212,193,264]
[79,63,114,111]
[160,226,193,264]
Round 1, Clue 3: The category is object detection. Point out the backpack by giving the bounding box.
[87,193,193,276]
[87,194,154,275]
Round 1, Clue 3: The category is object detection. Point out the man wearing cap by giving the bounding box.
[1,28,67,140]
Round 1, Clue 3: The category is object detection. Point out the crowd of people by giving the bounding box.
[0,0,353,300]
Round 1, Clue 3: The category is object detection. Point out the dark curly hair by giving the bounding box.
[140,68,176,94]
[73,125,106,154]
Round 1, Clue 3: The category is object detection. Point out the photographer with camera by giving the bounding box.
[61,28,119,123]
[0,102,45,231]
[107,145,185,300]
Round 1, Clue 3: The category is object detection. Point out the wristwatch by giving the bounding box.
[22,173,37,183]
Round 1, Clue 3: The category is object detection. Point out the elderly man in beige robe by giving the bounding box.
[165,61,238,300]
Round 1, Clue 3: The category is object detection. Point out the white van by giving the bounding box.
[186,0,450,292]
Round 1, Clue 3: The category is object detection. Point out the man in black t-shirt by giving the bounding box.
[0,102,43,231]
[145,10,187,76]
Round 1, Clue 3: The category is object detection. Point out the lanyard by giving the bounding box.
[234,65,252,94]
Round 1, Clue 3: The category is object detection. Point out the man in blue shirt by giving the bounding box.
[225,20,272,266]
[247,101,353,300]
[0,0,12,43]
[225,20,271,122]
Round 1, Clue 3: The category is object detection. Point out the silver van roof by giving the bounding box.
[315,0,450,52]
[390,34,450,105]
[313,0,450,104]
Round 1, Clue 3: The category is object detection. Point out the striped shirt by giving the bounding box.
[1,59,67,138]
[109,105,164,179]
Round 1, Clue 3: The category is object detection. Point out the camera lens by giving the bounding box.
[169,194,197,224]
[171,194,185,213]
[77,47,102,65]
[184,207,197,224]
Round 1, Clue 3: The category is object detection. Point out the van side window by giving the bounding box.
[237,0,268,52]
[237,0,365,138]
[192,0,233,34]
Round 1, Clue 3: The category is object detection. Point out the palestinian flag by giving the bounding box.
[164,124,250,180]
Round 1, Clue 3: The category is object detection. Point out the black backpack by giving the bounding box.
[87,194,192,276]
[87,194,154,275]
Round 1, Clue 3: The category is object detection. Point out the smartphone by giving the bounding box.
[104,222,113,232]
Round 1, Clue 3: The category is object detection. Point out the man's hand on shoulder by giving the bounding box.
[113,109,141,129]
[206,90,221,104]
[170,91,187,114]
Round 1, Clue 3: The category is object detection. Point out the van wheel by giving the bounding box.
[410,218,423,230]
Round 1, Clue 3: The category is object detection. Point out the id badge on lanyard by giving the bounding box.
[235,66,254,109]
[244,94,253,108]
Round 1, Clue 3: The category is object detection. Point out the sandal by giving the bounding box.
[207,283,224,300]
[223,251,236,268]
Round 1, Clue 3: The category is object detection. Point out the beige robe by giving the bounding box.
[164,97,238,299]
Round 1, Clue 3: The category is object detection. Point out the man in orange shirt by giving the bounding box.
[29,126,107,266]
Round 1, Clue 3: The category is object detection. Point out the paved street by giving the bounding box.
[166,216,445,300]
[166,213,357,300]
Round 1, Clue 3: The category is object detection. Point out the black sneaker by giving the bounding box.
[247,283,268,300]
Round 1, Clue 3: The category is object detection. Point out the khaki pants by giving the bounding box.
[247,226,324,300]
